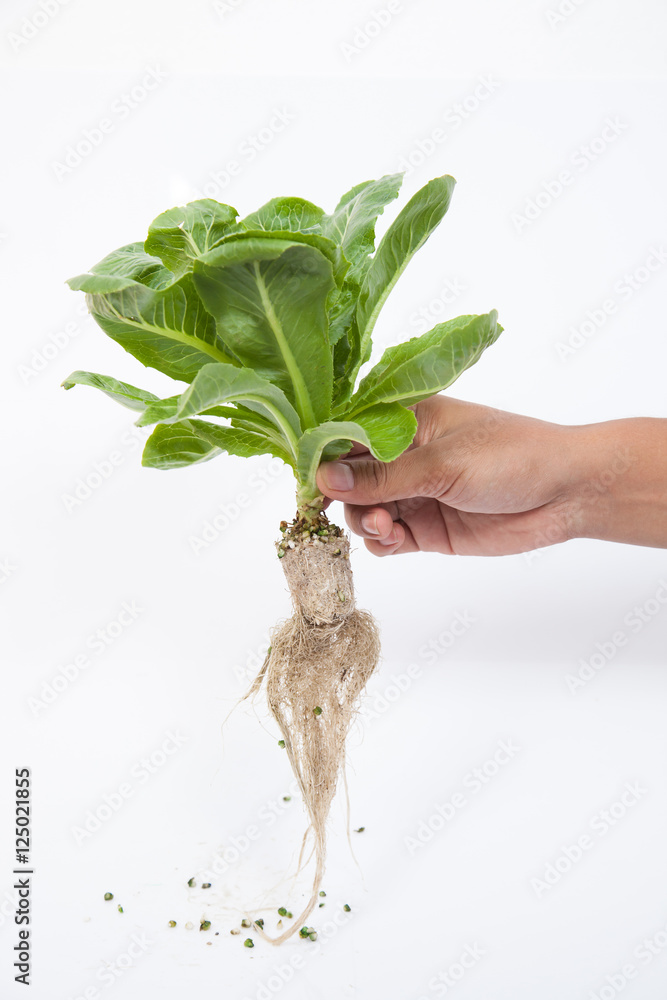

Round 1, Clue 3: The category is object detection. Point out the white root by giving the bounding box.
[253,527,380,945]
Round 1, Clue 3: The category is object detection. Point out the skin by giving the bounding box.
[315,396,667,557]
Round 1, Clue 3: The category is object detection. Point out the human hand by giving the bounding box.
[317,395,667,556]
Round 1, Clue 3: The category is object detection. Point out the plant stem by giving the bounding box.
[296,483,324,528]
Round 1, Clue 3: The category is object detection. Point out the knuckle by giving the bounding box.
[399,495,429,516]
[343,504,363,534]
[411,455,451,499]
[413,441,468,500]
[362,459,390,500]
[420,469,450,499]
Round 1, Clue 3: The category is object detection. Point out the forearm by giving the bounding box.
[567,418,667,548]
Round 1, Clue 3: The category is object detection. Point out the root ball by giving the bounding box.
[253,523,380,944]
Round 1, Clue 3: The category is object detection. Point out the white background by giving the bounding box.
[2,1,667,998]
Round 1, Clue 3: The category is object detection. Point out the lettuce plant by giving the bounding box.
[63,174,500,522]
[64,173,501,943]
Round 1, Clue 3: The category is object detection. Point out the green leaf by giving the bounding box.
[234,188,352,293]
[141,417,289,470]
[324,175,404,387]
[352,175,456,378]
[328,279,359,348]
[67,243,176,292]
[134,395,239,427]
[230,413,287,448]
[346,311,502,414]
[136,363,301,459]
[141,420,221,469]
[61,371,159,412]
[239,197,324,234]
[66,177,504,489]
[176,363,301,451]
[228,403,295,459]
[71,272,240,383]
[296,403,417,490]
[144,199,239,275]
[214,229,348,287]
[321,173,403,275]
[193,245,335,428]
[329,278,363,409]
[190,418,293,467]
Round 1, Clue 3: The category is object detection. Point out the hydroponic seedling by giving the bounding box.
[64,173,501,943]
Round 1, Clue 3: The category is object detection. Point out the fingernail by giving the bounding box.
[321,461,354,492]
[379,527,399,546]
[361,512,380,536]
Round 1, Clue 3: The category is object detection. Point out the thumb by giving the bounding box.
[316,442,446,505]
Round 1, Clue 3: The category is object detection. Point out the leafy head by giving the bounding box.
[63,173,501,516]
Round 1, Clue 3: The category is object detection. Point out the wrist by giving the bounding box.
[563,418,667,547]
